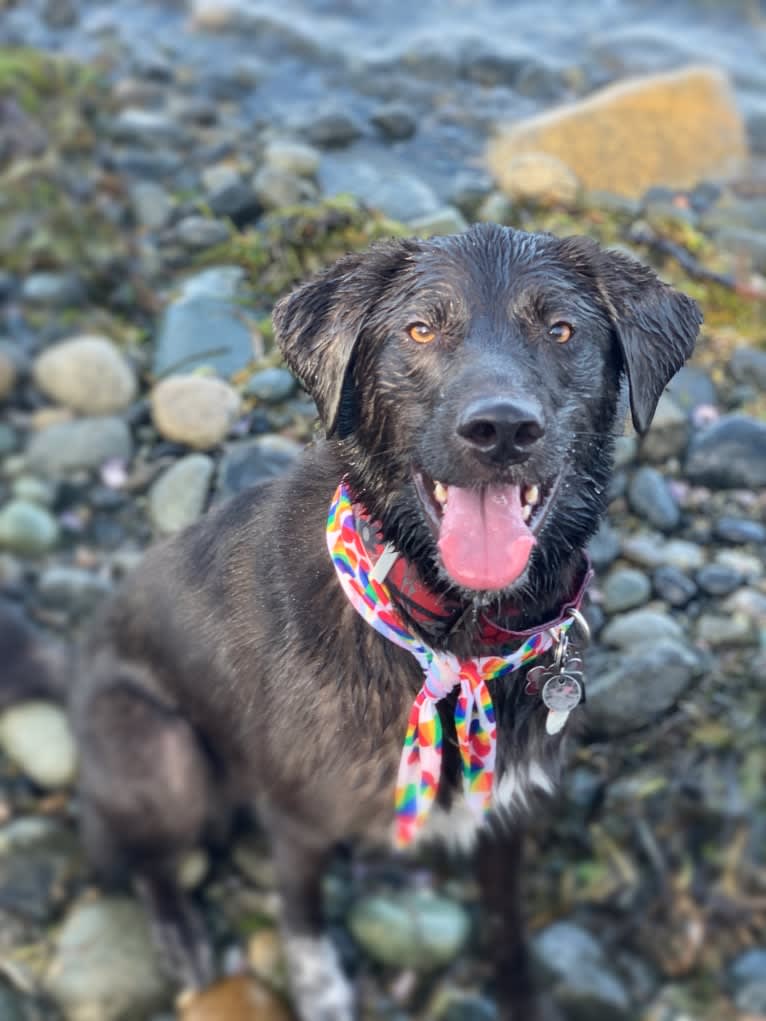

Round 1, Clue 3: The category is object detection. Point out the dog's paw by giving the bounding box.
[283,934,355,1021]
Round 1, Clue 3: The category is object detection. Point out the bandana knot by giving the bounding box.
[326,482,574,848]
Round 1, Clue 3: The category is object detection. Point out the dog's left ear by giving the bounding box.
[562,238,703,433]
[273,240,415,438]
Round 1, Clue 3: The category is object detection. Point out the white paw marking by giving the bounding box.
[284,934,354,1021]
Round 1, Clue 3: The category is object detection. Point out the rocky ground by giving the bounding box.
[1,5,766,1020]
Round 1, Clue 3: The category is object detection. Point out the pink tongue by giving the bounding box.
[437,484,536,590]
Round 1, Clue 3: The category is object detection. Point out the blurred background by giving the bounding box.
[1,1,765,1019]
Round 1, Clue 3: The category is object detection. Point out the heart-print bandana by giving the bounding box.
[326,481,575,848]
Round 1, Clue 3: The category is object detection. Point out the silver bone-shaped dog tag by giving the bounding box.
[541,651,585,736]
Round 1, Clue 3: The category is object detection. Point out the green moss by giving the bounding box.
[0,46,101,115]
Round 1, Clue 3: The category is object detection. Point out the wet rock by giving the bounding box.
[488,66,746,199]
[45,898,170,1021]
[0,424,17,456]
[252,166,317,210]
[601,608,684,649]
[476,191,514,223]
[38,566,113,614]
[639,392,689,461]
[666,365,718,412]
[263,140,321,178]
[0,817,84,922]
[409,206,468,236]
[245,367,296,404]
[586,639,702,735]
[208,181,261,224]
[371,104,417,140]
[148,454,214,535]
[33,336,137,415]
[153,267,260,378]
[0,982,29,1021]
[728,948,766,1015]
[26,418,133,477]
[587,520,622,571]
[0,347,17,401]
[714,548,762,579]
[694,612,759,648]
[130,181,174,230]
[533,921,631,1020]
[627,467,680,531]
[602,567,651,613]
[715,227,766,273]
[714,516,766,545]
[0,500,59,555]
[175,216,231,250]
[21,272,84,307]
[12,476,56,506]
[493,152,579,206]
[621,531,669,569]
[695,563,743,596]
[730,346,766,390]
[217,435,303,500]
[652,566,698,607]
[686,415,766,489]
[349,891,470,970]
[111,108,185,147]
[657,539,706,572]
[306,109,363,148]
[179,976,291,1021]
[0,702,77,788]
[151,376,240,451]
[319,160,439,221]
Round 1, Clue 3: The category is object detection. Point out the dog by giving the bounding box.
[1,224,701,1020]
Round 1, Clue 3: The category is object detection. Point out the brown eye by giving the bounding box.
[549,321,574,344]
[407,322,437,344]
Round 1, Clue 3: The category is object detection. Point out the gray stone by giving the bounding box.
[0,983,28,1021]
[602,567,651,613]
[613,434,638,469]
[348,892,470,970]
[729,948,766,1015]
[666,365,718,412]
[208,181,261,223]
[38,566,113,615]
[244,367,296,404]
[26,418,133,477]
[0,702,77,788]
[153,267,260,378]
[586,640,703,735]
[0,423,17,456]
[621,531,668,569]
[306,109,363,148]
[0,500,59,555]
[11,476,57,506]
[263,140,321,178]
[148,455,214,535]
[627,466,680,531]
[45,898,170,1021]
[151,376,241,450]
[33,335,137,415]
[0,347,17,401]
[658,539,706,572]
[715,227,766,273]
[111,108,185,146]
[319,160,440,222]
[587,521,622,571]
[21,272,84,307]
[0,817,84,923]
[496,152,579,206]
[686,415,766,489]
[714,548,763,579]
[695,612,759,648]
[252,166,317,210]
[639,391,689,461]
[695,563,743,596]
[652,566,698,607]
[601,608,684,649]
[428,989,497,1021]
[130,181,174,230]
[730,346,766,390]
[476,191,514,223]
[371,104,417,140]
[533,922,631,1021]
[409,206,468,236]
[217,435,302,500]
[174,215,231,250]
[715,516,766,544]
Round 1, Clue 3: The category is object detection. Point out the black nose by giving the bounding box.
[456,397,545,465]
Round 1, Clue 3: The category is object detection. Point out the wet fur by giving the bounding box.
[0,225,700,1020]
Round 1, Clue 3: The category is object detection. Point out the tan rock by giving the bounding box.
[151,375,241,450]
[33,335,137,415]
[180,976,293,1021]
[497,152,579,206]
[488,65,747,199]
[0,349,17,401]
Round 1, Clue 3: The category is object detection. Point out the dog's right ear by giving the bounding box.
[273,241,414,438]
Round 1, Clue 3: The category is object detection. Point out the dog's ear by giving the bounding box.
[273,240,414,438]
[560,238,702,433]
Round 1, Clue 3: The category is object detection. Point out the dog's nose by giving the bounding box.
[456,397,545,464]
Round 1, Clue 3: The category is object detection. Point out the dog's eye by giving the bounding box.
[549,321,574,344]
[406,323,437,344]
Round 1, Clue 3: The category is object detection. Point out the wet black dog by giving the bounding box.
[1,224,700,1020]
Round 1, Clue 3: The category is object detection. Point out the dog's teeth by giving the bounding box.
[433,482,448,506]
[522,504,532,522]
[524,484,540,506]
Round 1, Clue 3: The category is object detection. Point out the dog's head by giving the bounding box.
[274,224,701,609]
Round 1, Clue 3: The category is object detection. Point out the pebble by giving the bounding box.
[33,336,137,415]
[45,898,170,1021]
[319,161,440,221]
[26,418,133,477]
[492,152,579,206]
[371,104,417,140]
[130,181,174,230]
[714,516,766,545]
[728,948,766,1015]
[621,532,669,569]
[0,500,59,555]
[730,346,766,390]
[252,166,317,209]
[179,976,292,1021]
[657,539,706,572]
[175,216,231,250]
[685,414,766,489]
[714,548,763,579]
[652,566,698,607]
[666,365,718,412]
[217,435,302,500]
[306,109,363,148]
[602,567,651,613]
[694,612,759,648]
[601,608,684,649]
[0,817,84,922]
[627,466,681,531]
[409,206,469,236]
[428,989,497,1020]
[0,983,28,1021]
[613,434,638,469]
[21,272,84,307]
[111,108,185,146]
[263,139,321,178]
[533,921,631,1019]
[349,892,470,970]
[245,367,296,403]
[247,928,285,986]
[11,475,57,506]
[148,454,214,534]
[0,702,77,788]
[639,392,689,461]
[151,376,241,450]
[695,563,743,596]
[208,181,261,224]
[587,520,622,571]
[0,423,18,455]
[0,347,17,400]
[38,565,113,615]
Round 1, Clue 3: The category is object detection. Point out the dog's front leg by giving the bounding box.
[477,826,562,1021]
[268,817,355,1021]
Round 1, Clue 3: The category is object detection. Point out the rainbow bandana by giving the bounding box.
[326,481,575,848]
